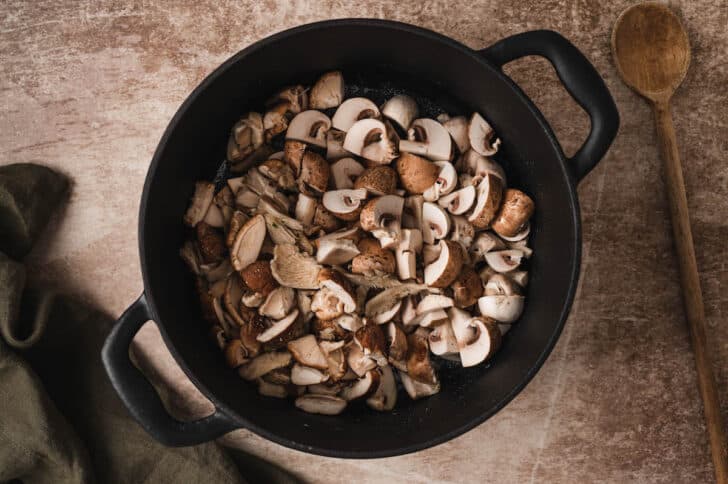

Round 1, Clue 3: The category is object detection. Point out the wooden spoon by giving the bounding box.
[612,4,728,482]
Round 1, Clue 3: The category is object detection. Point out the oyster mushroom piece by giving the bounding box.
[322,188,368,221]
[468,174,504,229]
[330,157,365,189]
[423,161,457,202]
[354,323,388,367]
[259,286,296,319]
[397,153,439,194]
[485,273,521,296]
[325,128,349,161]
[492,189,535,238]
[297,151,330,196]
[318,268,357,314]
[468,112,501,156]
[310,287,345,321]
[263,102,290,142]
[295,394,347,415]
[340,370,380,401]
[314,225,362,248]
[315,238,360,265]
[285,110,332,149]
[424,240,465,288]
[484,249,524,273]
[399,371,440,399]
[184,182,215,227]
[364,282,427,319]
[366,365,398,411]
[230,214,266,271]
[395,228,423,280]
[452,268,484,308]
[478,295,525,323]
[407,327,439,385]
[400,296,418,326]
[399,118,452,161]
[450,215,475,250]
[469,231,506,261]
[346,342,378,377]
[343,118,398,165]
[291,363,329,385]
[449,307,502,367]
[271,244,323,289]
[359,195,404,249]
[332,97,380,132]
[381,94,418,131]
[294,193,317,226]
[429,320,459,356]
[309,71,344,109]
[442,115,471,153]
[238,350,292,381]
[385,322,408,371]
[422,202,451,245]
[438,185,476,215]
[354,165,397,196]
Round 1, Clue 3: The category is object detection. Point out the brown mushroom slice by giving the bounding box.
[201,259,233,284]
[238,350,292,381]
[477,295,525,323]
[223,273,247,325]
[227,176,246,194]
[422,202,451,245]
[239,313,266,357]
[484,249,524,273]
[381,94,418,131]
[370,300,402,325]
[451,310,502,367]
[317,268,357,313]
[354,323,388,367]
[407,328,439,385]
[322,188,367,221]
[452,268,484,308]
[354,166,397,196]
[424,240,465,288]
[196,222,225,263]
[312,204,341,233]
[268,85,308,113]
[491,189,535,238]
[184,182,215,227]
[442,115,470,153]
[429,321,459,356]
[310,71,344,109]
[228,112,264,161]
[291,363,329,385]
[416,294,455,314]
[332,97,380,132]
[330,157,365,189]
[259,286,296,319]
[315,238,360,265]
[484,273,521,296]
[271,244,323,289]
[286,110,331,149]
[438,185,476,216]
[257,379,289,399]
[505,236,533,260]
[283,140,307,177]
[256,309,301,344]
[400,118,452,161]
[241,291,265,308]
[399,296,418,327]
[460,149,506,184]
[340,370,380,401]
[234,187,259,209]
[261,367,291,385]
[421,243,440,266]
[366,365,398,411]
[295,394,347,415]
[395,228,423,281]
[314,225,362,247]
[210,324,227,350]
[240,259,278,296]
[423,161,457,202]
[407,308,449,328]
[297,151,330,197]
[385,322,409,371]
[468,112,501,156]
[346,342,378,377]
[467,176,502,230]
[230,214,266,271]
[224,339,250,368]
[397,153,439,194]
[343,118,397,165]
[399,371,440,400]
[262,102,290,142]
[203,203,225,228]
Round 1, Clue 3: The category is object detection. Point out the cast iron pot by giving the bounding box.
[102,19,618,458]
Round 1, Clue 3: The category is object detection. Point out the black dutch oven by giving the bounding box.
[102,19,618,458]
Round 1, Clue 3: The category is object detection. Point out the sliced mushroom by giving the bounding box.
[407,328,438,384]
[366,365,397,411]
[354,165,397,196]
[468,112,501,156]
[230,214,266,271]
[259,286,296,319]
[416,294,454,314]
[271,243,323,289]
[263,102,290,142]
[308,381,344,395]
[478,295,525,323]
[422,243,441,267]
[363,282,426,318]
[203,203,225,228]
[359,195,404,248]
[330,157,365,189]
[400,118,452,161]
[354,323,387,367]
[315,238,360,265]
[318,268,357,313]
[407,308,449,328]
[312,317,348,341]
[291,363,329,385]
[451,310,501,367]
[452,268,484,308]
[399,296,418,327]
[224,339,250,368]
[450,215,475,250]
[242,291,265,308]
[351,238,396,276]
[510,270,529,287]
[442,115,470,153]
[370,300,402,325]
[397,153,439,194]
[484,273,521,296]
[319,340,348,381]
[346,342,378,377]
[491,189,535,238]
[428,320,459,356]
[240,260,278,296]
[385,322,408,371]
[294,193,317,226]
[503,223,531,244]
[460,149,506,184]
[256,309,302,349]
[312,204,341,233]
[340,370,380,401]
[438,185,476,215]
[295,394,347,415]
[229,112,264,161]
[296,289,314,322]
[184,182,215,227]
[267,85,308,114]
[263,213,296,246]
[297,151,330,196]
[424,240,464,288]
[210,324,227,350]
[468,174,504,230]
[310,71,344,109]
[196,222,225,263]
[311,287,345,321]
[283,140,307,177]
[322,188,367,221]
[395,228,423,280]
[403,195,425,231]
[227,176,246,194]
[332,97,380,132]
[259,159,296,192]
[484,249,524,273]
[343,118,397,165]
[469,231,506,261]
[257,379,289,398]
[399,371,440,399]
[286,110,331,149]
[423,161,457,202]
[235,187,259,209]
[422,202,451,245]
[325,128,349,161]
[381,94,418,131]
[333,313,364,332]
[238,350,292,380]
[239,312,266,357]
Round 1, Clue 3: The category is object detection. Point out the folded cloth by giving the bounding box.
[0,164,299,484]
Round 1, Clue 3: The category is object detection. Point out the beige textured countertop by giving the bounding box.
[2,1,727,482]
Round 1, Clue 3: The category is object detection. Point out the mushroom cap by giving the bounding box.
[438,184,476,215]
[343,118,397,165]
[359,195,404,232]
[295,394,347,415]
[452,268,484,308]
[297,151,330,196]
[366,365,398,411]
[315,238,360,265]
[406,328,438,384]
[286,110,332,149]
[442,115,471,153]
[322,188,367,221]
[468,173,504,229]
[239,259,278,296]
[422,202,451,245]
[286,334,329,370]
[317,268,357,314]
[325,128,350,161]
[351,238,396,275]
[283,140,307,177]
[468,112,501,156]
[354,165,397,196]
[332,97,380,132]
[401,118,452,161]
[270,243,323,289]
[424,240,465,288]
[354,323,387,366]
[396,153,439,194]
[312,204,342,233]
[196,222,225,263]
[491,189,535,238]
[478,295,525,323]
[330,157,365,189]
[309,71,344,109]
[381,94,418,131]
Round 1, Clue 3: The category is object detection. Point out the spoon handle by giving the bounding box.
[653,100,728,483]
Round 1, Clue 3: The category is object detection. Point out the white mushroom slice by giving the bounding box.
[326,129,349,161]
[469,232,506,261]
[257,379,288,398]
[438,185,476,215]
[242,291,265,308]
[315,238,360,265]
[309,71,344,109]
[399,371,440,399]
[385,322,408,371]
[468,112,501,156]
[286,110,331,148]
[478,295,525,323]
[295,394,347,415]
[256,309,300,344]
[422,202,451,245]
[381,94,418,131]
[343,118,397,165]
[291,363,329,385]
[436,113,450,123]
[330,157,365,189]
[296,289,314,322]
[226,176,246,194]
[318,269,357,313]
[308,382,344,395]
[203,204,225,228]
[450,215,475,250]
[238,351,292,380]
[370,300,402,325]
[461,149,506,184]
[450,308,501,367]
[366,365,397,411]
[263,213,296,246]
[318,340,347,381]
[510,271,529,287]
[484,273,521,296]
[364,283,427,318]
[340,370,380,401]
[294,193,317,226]
[259,286,296,319]
[506,237,533,258]
[400,296,418,326]
[332,97,380,132]
[180,241,202,275]
[442,115,470,153]
[346,343,377,377]
[468,174,504,229]
[230,214,266,271]
[423,161,458,202]
[484,249,524,273]
[416,294,455,314]
[424,240,465,288]
[184,182,215,226]
[403,195,424,231]
[428,321,459,356]
[407,308,449,328]
[395,228,423,280]
[322,188,367,220]
[422,243,441,266]
[271,244,322,289]
[333,313,363,332]
[235,187,259,208]
[400,118,452,161]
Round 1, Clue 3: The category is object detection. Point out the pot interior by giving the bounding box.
[140,21,579,457]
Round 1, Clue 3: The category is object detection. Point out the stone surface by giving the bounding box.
[2,1,727,482]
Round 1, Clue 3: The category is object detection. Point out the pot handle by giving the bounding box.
[101,293,238,446]
[479,30,619,182]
